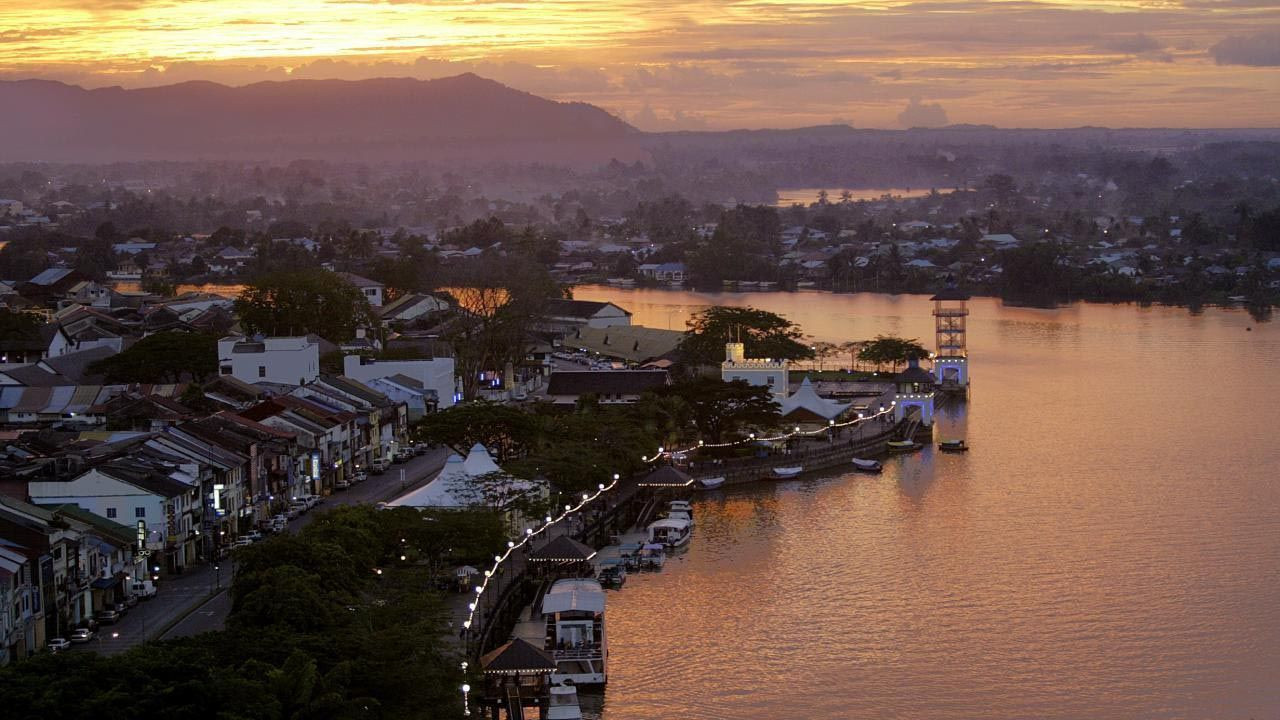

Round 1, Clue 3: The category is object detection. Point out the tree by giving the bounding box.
[88,331,218,383]
[235,269,375,341]
[440,258,560,400]
[663,378,781,443]
[412,402,539,461]
[857,335,928,372]
[678,306,814,367]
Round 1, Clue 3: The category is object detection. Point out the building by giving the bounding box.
[543,299,632,329]
[336,272,385,307]
[562,325,683,366]
[893,356,935,427]
[342,353,456,410]
[218,336,320,386]
[721,342,789,399]
[378,293,450,326]
[778,377,852,425]
[544,370,669,405]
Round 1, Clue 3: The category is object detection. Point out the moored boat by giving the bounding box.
[886,440,920,453]
[639,543,667,570]
[851,458,883,473]
[772,466,804,478]
[597,559,626,588]
[939,439,969,452]
[647,517,692,548]
[699,476,726,489]
[542,578,608,685]
[547,683,583,720]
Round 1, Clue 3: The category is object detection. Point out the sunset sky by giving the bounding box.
[1,0,1277,130]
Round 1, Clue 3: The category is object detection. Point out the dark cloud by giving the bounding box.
[897,97,948,128]
[1210,31,1280,66]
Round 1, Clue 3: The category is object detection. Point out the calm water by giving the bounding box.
[572,286,1280,720]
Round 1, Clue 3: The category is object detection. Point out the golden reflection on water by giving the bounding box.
[571,287,1280,719]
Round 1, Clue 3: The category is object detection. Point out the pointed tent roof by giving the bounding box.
[637,465,693,487]
[386,454,468,508]
[462,443,501,476]
[528,535,598,563]
[778,376,852,422]
[480,638,558,675]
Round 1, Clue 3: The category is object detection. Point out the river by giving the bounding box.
[570,286,1280,719]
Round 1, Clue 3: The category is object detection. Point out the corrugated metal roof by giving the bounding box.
[14,386,53,413]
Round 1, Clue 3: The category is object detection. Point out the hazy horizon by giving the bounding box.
[2,1,1277,132]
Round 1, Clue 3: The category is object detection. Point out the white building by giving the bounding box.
[893,357,935,427]
[343,354,457,409]
[218,336,320,386]
[721,342,789,399]
[336,272,385,307]
[543,299,632,328]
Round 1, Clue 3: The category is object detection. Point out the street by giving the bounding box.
[77,446,451,655]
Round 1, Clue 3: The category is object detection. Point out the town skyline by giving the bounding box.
[2,1,1278,131]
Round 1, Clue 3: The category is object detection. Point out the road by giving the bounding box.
[78,447,450,654]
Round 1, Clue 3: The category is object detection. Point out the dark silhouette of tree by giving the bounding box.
[235,269,374,341]
[677,306,814,367]
[662,378,781,444]
[88,331,218,383]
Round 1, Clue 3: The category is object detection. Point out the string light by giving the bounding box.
[640,403,897,461]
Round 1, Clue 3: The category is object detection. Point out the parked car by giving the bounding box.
[124,594,139,608]
[243,531,264,543]
[284,506,302,520]
[391,451,409,464]
[130,580,157,599]
[413,443,429,456]
[334,478,351,490]
[231,538,253,551]
[48,637,71,652]
[295,494,321,509]
[369,459,389,474]
[352,471,368,484]
[95,609,120,625]
[70,628,94,643]
[109,601,129,616]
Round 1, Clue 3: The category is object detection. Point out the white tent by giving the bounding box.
[778,376,852,422]
[386,454,469,508]
[462,443,502,476]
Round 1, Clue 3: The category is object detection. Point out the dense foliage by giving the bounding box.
[235,269,375,341]
[677,306,815,367]
[87,331,218,383]
[0,505,504,720]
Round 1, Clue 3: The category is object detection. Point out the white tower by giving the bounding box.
[721,342,789,399]
[894,356,935,426]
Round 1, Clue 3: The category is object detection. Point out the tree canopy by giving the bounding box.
[857,335,929,371]
[88,331,218,384]
[662,377,781,443]
[235,268,375,341]
[677,305,814,367]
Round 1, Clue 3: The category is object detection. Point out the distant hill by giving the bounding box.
[0,74,637,161]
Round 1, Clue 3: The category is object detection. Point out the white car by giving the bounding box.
[48,637,71,652]
[70,628,94,643]
[243,531,264,543]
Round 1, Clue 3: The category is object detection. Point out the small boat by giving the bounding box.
[548,682,583,720]
[886,440,920,453]
[772,466,803,478]
[664,509,694,527]
[597,560,626,588]
[647,518,692,548]
[851,458,883,473]
[668,500,692,514]
[939,439,969,452]
[699,476,726,489]
[639,543,666,570]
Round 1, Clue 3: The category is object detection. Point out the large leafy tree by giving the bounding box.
[88,331,218,383]
[412,402,540,461]
[440,257,560,400]
[663,377,781,443]
[235,268,375,341]
[857,335,929,372]
[678,305,815,367]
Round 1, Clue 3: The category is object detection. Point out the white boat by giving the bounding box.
[547,683,583,720]
[664,509,694,527]
[852,458,883,473]
[772,466,804,478]
[542,579,608,685]
[699,476,726,489]
[668,500,692,514]
[647,517,692,548]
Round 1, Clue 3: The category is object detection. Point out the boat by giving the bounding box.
[668,500,692,514]
[597,558,626,588]
[639,543,666,570]
[699,476,726,489]
[542,578,608,685]
[886,440,920,453]
[616,542,643,571]
[664,509,694,527]
[772,466,804,478]
[939,439,969,452]
[647,517,693,548]
[547,682,583,720]
[851,458,883,473]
